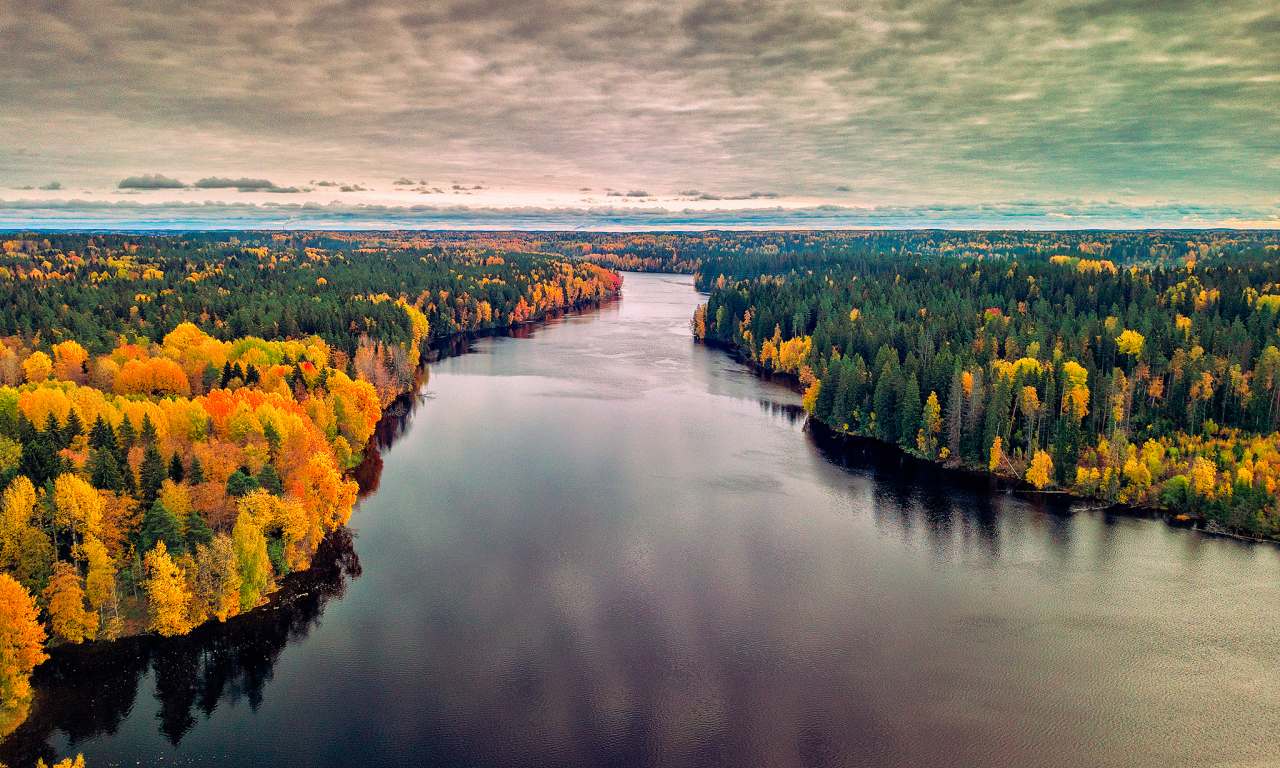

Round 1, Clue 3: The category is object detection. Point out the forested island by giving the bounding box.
[690,242,1280,539]
[0,233,620,737]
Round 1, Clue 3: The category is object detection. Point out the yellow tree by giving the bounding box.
[1061,361,1090,420]
[1026,450,1053,490]
[83,535,121,640]
[22,350,52,382]
[0,573,47,725]
[917,391,942,457]
[36,755,86,768]
[53,474,104,557]
[43,562,97,644]
[0,477,54,594]
[233,514,271,611]
[51,340,89,383]
[194,534,242,622]
[989,436,1004,473]
[143,541,197,637]
[1116,329,1144,358]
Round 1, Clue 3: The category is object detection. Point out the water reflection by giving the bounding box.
[0,528,361,768]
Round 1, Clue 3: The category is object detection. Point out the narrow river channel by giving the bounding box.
[5,272,1280,767]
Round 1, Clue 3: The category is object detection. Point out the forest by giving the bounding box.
[692,245,1280,539]
[0,233,621,738]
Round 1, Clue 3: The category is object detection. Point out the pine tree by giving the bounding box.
[63,410,83,446]
[184,511,213,551]
[899,372,922,448]
[946,363,963,460]
[42,412,66,450]
[139,414,157,447]
[88,415,115,451]
[873,361,897,441]
[139,444,166,506]
[140,500,185,555]
[262,421,281,458]
[256,465,283,495]
[202,362,219,392]
[117,415,136,453]
[88,449,125,492]
[226,470,260,498]
[188,455,204,484]
[168,452,185,483]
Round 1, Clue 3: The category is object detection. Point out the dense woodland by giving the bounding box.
[209,229,1280,276]
[692,245,1280,538]
[0,233,621,738]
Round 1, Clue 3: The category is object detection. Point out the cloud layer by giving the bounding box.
[0,0,1276,218]
[0,198,1275,231]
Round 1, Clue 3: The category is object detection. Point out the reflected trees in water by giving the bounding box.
[0,528,361,767]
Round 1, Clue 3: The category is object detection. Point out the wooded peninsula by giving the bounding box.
[0,233,620,737]
[689,238,1280,543]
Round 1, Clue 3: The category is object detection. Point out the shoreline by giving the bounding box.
[698,338,1278,547]
[46,289,624,647]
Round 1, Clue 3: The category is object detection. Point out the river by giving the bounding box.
[4,272,1280,767]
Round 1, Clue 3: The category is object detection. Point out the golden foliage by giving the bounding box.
[43,562,97,644]
[143,541,197,637]
[0,572,47,711]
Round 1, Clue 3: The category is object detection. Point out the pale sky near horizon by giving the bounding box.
[1,0,1278,228]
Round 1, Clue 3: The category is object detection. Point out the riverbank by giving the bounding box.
[699,338,1278,546]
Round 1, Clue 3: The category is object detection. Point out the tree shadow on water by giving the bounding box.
[0,528,361,768]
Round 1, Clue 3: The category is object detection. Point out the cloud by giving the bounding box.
[118,174,186,189]
[0,197,1276,231]
[194,177,278,191]
[0,0,1276,207]
[39,182,61,191]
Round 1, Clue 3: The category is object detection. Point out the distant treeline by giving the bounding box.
[0,233,622,356]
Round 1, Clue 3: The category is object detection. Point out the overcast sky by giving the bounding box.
[1,0,1277,228]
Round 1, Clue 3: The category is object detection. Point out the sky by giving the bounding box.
[1,0,1278,229]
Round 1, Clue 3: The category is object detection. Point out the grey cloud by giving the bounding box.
[39,181,61,190]
[119,173,186,189]
[194,177,278,190]
[0,0,1276,208]
[0,197,1275,231]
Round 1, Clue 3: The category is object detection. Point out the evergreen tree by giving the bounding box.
[122,458,137,496]
[226,469,260,497]
[42,412,66,450]
[88,449,125,492]
[188,455,204,484]
[139,443,166,506]
[262,421,281,458]
[257,464,283,495]
[946,363,963,460]
[202,363,219,392]
[219,361,234,388]
[873,362,897,442]
[184,511,213,550]
[169,451,185,483]
[62,410,83,446]
[899,372,922,448]
[139,414,157,447]
[117,415,136,453]
[88,415,115,451]
[140,500,185,555]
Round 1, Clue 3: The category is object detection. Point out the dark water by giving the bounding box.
[5,272,1280,767]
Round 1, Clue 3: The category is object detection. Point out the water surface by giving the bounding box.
[6,272,1280,767]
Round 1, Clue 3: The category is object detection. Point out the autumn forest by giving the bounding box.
[0,233,621,739]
